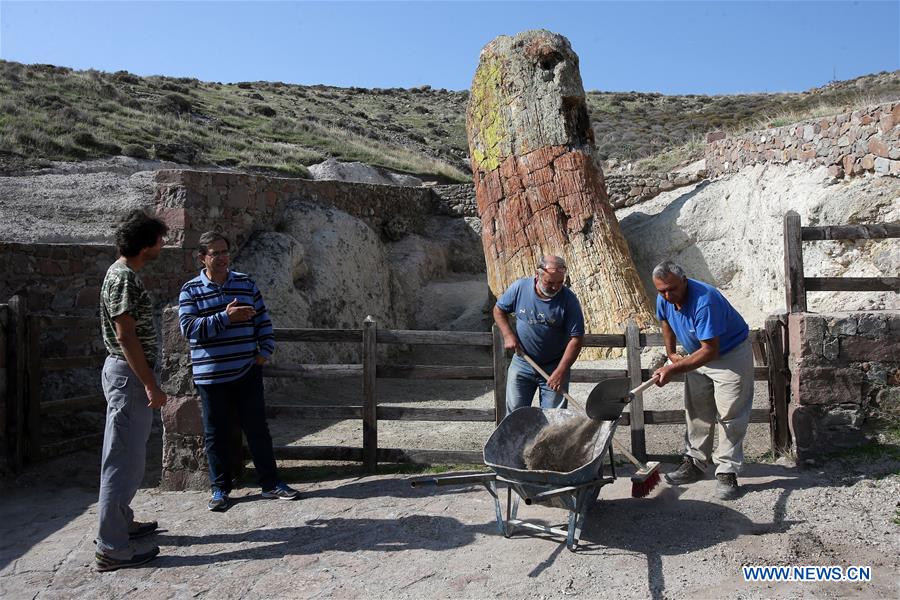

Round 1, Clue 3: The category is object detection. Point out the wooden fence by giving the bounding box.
[262,318,785,470]
[3,296,790,471]
[1,295,105,468]
[783,211,900,313]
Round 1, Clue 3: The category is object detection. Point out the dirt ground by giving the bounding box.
[1,352,898,599]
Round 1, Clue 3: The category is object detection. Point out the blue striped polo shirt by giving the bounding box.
[178,269,275,385]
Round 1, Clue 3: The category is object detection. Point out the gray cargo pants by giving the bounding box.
[95,356,154,559]
[683,338,754,475]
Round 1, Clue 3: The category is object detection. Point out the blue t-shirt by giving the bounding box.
[496,277,585,364]
[656,278,748,355]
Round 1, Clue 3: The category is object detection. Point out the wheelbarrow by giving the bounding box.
[411,406,620,551]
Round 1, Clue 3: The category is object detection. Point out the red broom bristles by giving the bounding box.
[631,469,661,498]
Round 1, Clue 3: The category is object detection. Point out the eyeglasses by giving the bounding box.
[206,250,230,258]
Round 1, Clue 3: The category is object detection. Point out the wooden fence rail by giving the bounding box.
[5,298,788,471]
[264,317,783,469]
[783,211,900,313]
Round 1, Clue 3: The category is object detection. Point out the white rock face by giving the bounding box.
[232,200,490,368]
[308,158,423,187]
[617,163,900,326]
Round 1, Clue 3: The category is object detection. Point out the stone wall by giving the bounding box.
[706,102,900,179]
[0,242,194,315]
[787,311,900,460]
[153,170,440,250]
[604,170,707,208]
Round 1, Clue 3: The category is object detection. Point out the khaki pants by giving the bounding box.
[683,338,754,475]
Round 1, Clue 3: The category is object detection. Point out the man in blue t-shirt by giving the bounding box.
[493,255,585,415]
[651,260,753,501]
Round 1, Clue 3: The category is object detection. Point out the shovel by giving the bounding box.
[585,375,660,420]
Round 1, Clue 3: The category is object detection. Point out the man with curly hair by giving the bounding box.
[94,210,168,572]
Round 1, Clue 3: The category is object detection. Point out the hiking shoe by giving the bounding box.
[715,473,740,500]
[261,482,300,500]
[207,489,230,511]
[95,546,159,572]
[664,457,705,485]
[128,520,158,539]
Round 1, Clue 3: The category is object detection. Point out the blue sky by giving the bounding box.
[1,1,897,94]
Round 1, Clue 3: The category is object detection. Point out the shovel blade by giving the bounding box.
[585,377,633,420]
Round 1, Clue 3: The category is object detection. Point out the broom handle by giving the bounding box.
[520,352,656,472]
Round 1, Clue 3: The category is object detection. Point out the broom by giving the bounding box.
[520,353,662,498]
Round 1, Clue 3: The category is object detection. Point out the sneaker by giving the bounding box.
[207,489,230,511]
[664,456,705,485]
[128,520,158,539]
[715,473,740,500]
[261,482,300,500]
[95,546,160,572]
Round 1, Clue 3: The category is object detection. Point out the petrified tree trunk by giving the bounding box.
[466,30,656,351]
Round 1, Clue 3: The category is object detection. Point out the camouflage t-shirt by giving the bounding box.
[100,261,158,364]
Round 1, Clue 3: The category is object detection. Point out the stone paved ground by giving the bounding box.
[1,448,897,600]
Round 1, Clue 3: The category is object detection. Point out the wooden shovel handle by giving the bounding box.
[519,353,584,412]
[631,376,660,395]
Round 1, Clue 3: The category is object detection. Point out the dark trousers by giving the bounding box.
[196,365,278,493]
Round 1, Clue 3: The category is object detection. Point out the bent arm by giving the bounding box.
[492,304,520,352]
[655,337,719,385]
[179,290,229,341]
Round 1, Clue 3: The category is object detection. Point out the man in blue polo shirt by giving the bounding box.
[179,231,299,511]
[651,260,753,500]
[493,255,585,415]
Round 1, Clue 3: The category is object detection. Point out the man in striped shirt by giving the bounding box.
[179,231,299,511]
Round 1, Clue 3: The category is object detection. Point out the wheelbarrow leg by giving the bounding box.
[484,480,507,537]
[504,486,520,538]
[566,486,595,552]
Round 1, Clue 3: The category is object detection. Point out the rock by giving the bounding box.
[308,158,423,187]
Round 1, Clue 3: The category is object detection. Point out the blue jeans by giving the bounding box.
[505,354,570,416]
[97,356,154,559]
[196,365,279,493]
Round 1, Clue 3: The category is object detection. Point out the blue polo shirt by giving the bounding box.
[496,277,585,364]
[656,278,748,355]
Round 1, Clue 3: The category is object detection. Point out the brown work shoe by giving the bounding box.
[664,456,705,485]
[715,473,740,500]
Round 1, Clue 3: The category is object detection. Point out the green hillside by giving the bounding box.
[0,60,897,180]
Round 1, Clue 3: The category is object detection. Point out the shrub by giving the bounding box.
[160,82,189,94]
[112,70,140,84]
[252,104,276,117]
[157,93,192,114]
[72,131,97,146]
[122,143,149,159]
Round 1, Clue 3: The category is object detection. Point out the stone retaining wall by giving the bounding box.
[787,311,900,461]
[604,170,707,208]
[153,170,440,250]
[706,102,900,179]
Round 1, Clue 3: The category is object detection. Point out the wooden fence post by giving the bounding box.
[783,211,807,313]
[625,319,646,461]
[491,324,507,425]
[26,315,41,460]
[7,295,27,470]
[362,316,377,472]
[765,313,792,456]
[0,304,7,466]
